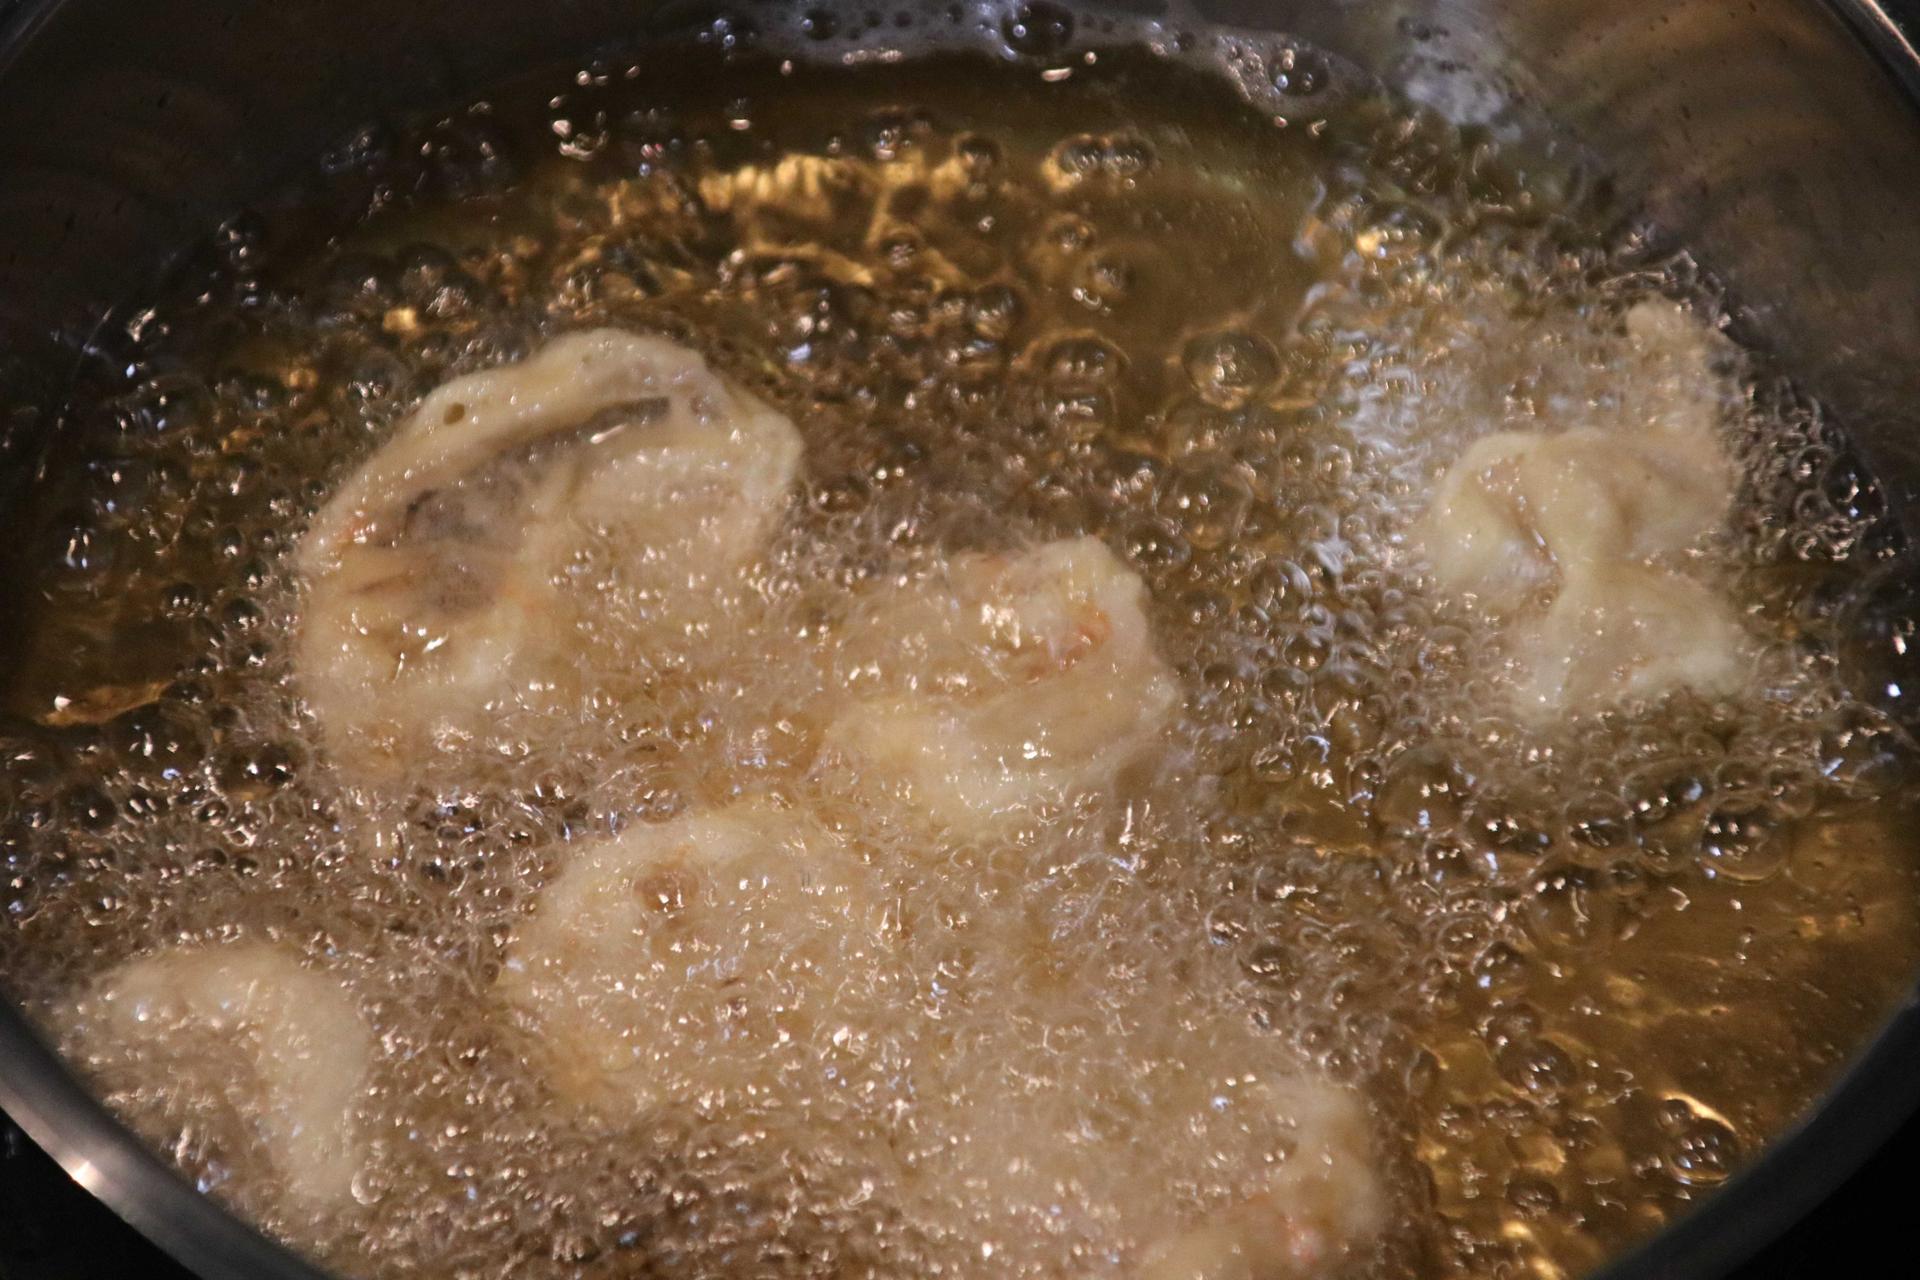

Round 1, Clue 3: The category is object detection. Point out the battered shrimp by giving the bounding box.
[1515,561,1747,715]
[497,801,905,1118]
[1415,300,1748,718]
[1132,1073,1382,1280]
[940,1054,1380,1280]
[1415,426,1729,611]
[898,934,1383,1278]
[296,329,803,787]
[68,942,373,1215]
[825,537,1181,826]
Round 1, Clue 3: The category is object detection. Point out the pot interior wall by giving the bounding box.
[5,0,1920,509]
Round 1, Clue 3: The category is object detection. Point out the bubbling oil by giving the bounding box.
[3,11,1919,1280]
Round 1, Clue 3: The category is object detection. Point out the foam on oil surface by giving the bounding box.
[2,10,1918,1279]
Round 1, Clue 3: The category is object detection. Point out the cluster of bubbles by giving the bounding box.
[2,8,1917,1279]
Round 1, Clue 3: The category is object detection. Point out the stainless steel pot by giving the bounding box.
[2,2,1918,1277]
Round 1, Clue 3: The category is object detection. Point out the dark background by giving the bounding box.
[1,1102,1913,1278]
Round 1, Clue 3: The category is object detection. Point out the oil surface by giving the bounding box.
[2,12,1918,1280]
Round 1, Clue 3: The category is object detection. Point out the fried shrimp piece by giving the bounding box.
[895,938,1383,1279]
[295,328,802,785]
[1415,300,1748,718]
[825,537,1181,826]
[1416,426,1730,612]
[1514,560,1747,716]
[498,802,903,1118]
[70,942,373,1215]
[1130,1073,1382,1280]
[948,1059,1382,1280]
